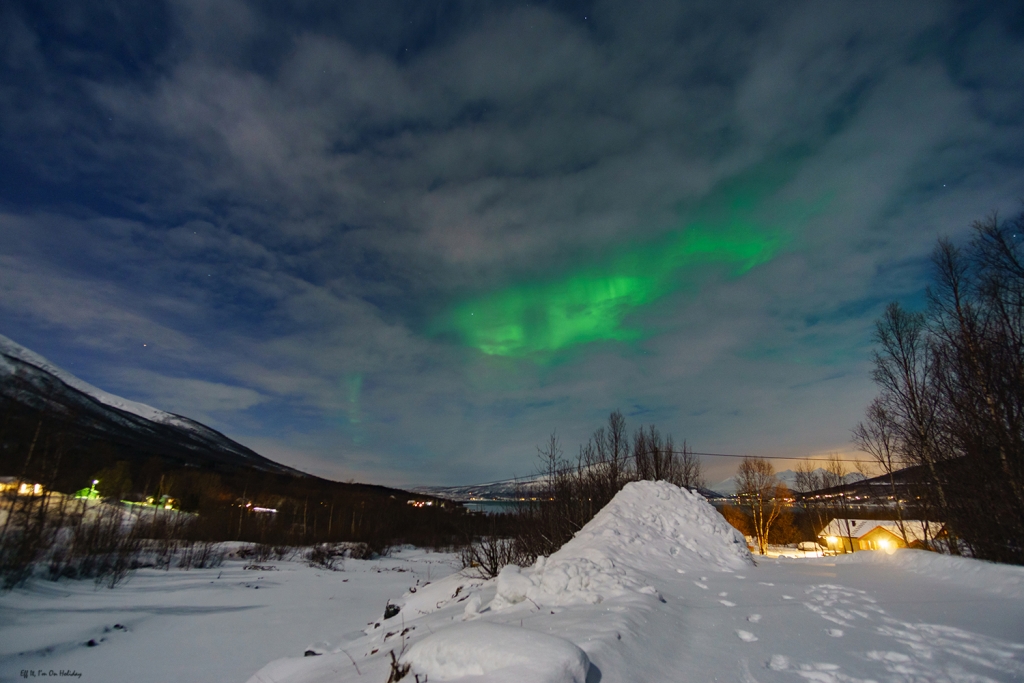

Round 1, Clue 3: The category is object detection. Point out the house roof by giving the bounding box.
[819,519,941,543]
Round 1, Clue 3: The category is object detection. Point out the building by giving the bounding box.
[818,518,942,554]
[0,476,44,496]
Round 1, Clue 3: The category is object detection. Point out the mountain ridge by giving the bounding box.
[0,333,300,478]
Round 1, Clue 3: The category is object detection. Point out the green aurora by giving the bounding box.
[440,220,789,357]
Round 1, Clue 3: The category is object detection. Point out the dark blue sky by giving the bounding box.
[2,0,1023,486]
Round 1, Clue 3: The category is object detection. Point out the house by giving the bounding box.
[0,476,44,496]
[818,518,942,553]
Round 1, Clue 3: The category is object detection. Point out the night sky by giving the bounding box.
[2,1,1023,486]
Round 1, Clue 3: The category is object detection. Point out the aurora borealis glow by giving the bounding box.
[2,0,1022,486]
[442,222,786,356]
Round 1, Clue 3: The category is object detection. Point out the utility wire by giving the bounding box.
[437,449,875,490]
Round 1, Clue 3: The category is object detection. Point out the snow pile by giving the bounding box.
[832,548,1024,598]
[385,571,488,620]
[491,480,751,609]
[401,623,589,683]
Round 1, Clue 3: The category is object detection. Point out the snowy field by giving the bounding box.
[0,547,461,683]
[3,482,1024,683]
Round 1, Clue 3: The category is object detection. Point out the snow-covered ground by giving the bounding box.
[0,547,461,683]
[4,482,1024,683]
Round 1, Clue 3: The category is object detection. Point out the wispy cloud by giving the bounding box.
[1,0,1022,485]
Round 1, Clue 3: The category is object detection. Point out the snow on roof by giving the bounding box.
[491,480,753,609]
[819,518,940,543]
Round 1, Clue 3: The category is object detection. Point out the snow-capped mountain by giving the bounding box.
[412,478,548,501]
[1,334,207,433]
[711,467,867,495]
[0,333,299,476]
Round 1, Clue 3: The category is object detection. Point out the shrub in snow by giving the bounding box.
[383,600,401,619]
[402,622,589,683]
[305,543,343,571]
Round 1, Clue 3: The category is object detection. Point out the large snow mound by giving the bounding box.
[492,480,752,609]
[402,622,589,683]
[831,548,1024,598]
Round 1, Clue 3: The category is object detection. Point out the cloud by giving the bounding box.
[1,0,1022,485]
[107,367,267,419]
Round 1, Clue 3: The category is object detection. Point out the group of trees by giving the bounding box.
[0,399,491,589]
[725,454,892,555]
[856,213,1024,564]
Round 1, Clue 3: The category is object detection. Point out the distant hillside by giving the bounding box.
[0,333,439,506]
[414,479,726,502]
[711,467,866,495]
[413,479,547,501]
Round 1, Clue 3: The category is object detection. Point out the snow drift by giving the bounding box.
[491,480,752,609]
[831,547,1024,598]
[401,623,589,683]
[246,481,755,683]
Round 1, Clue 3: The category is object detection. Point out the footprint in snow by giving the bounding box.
[826,629,844,638]
[720,600,736,607]
[736,630,758,642]
[747,614,761,623]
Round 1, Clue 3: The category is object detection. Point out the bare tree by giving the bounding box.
[674,440,706,491]
[860,212,1024,563]
[853,399,911,545]
[735,457,787,555]
[633,426,653,481]
[821,454,858,552]
[794,460,828,539]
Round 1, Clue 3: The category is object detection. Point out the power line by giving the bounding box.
[440,450,875,490]
[691,452,873,464]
